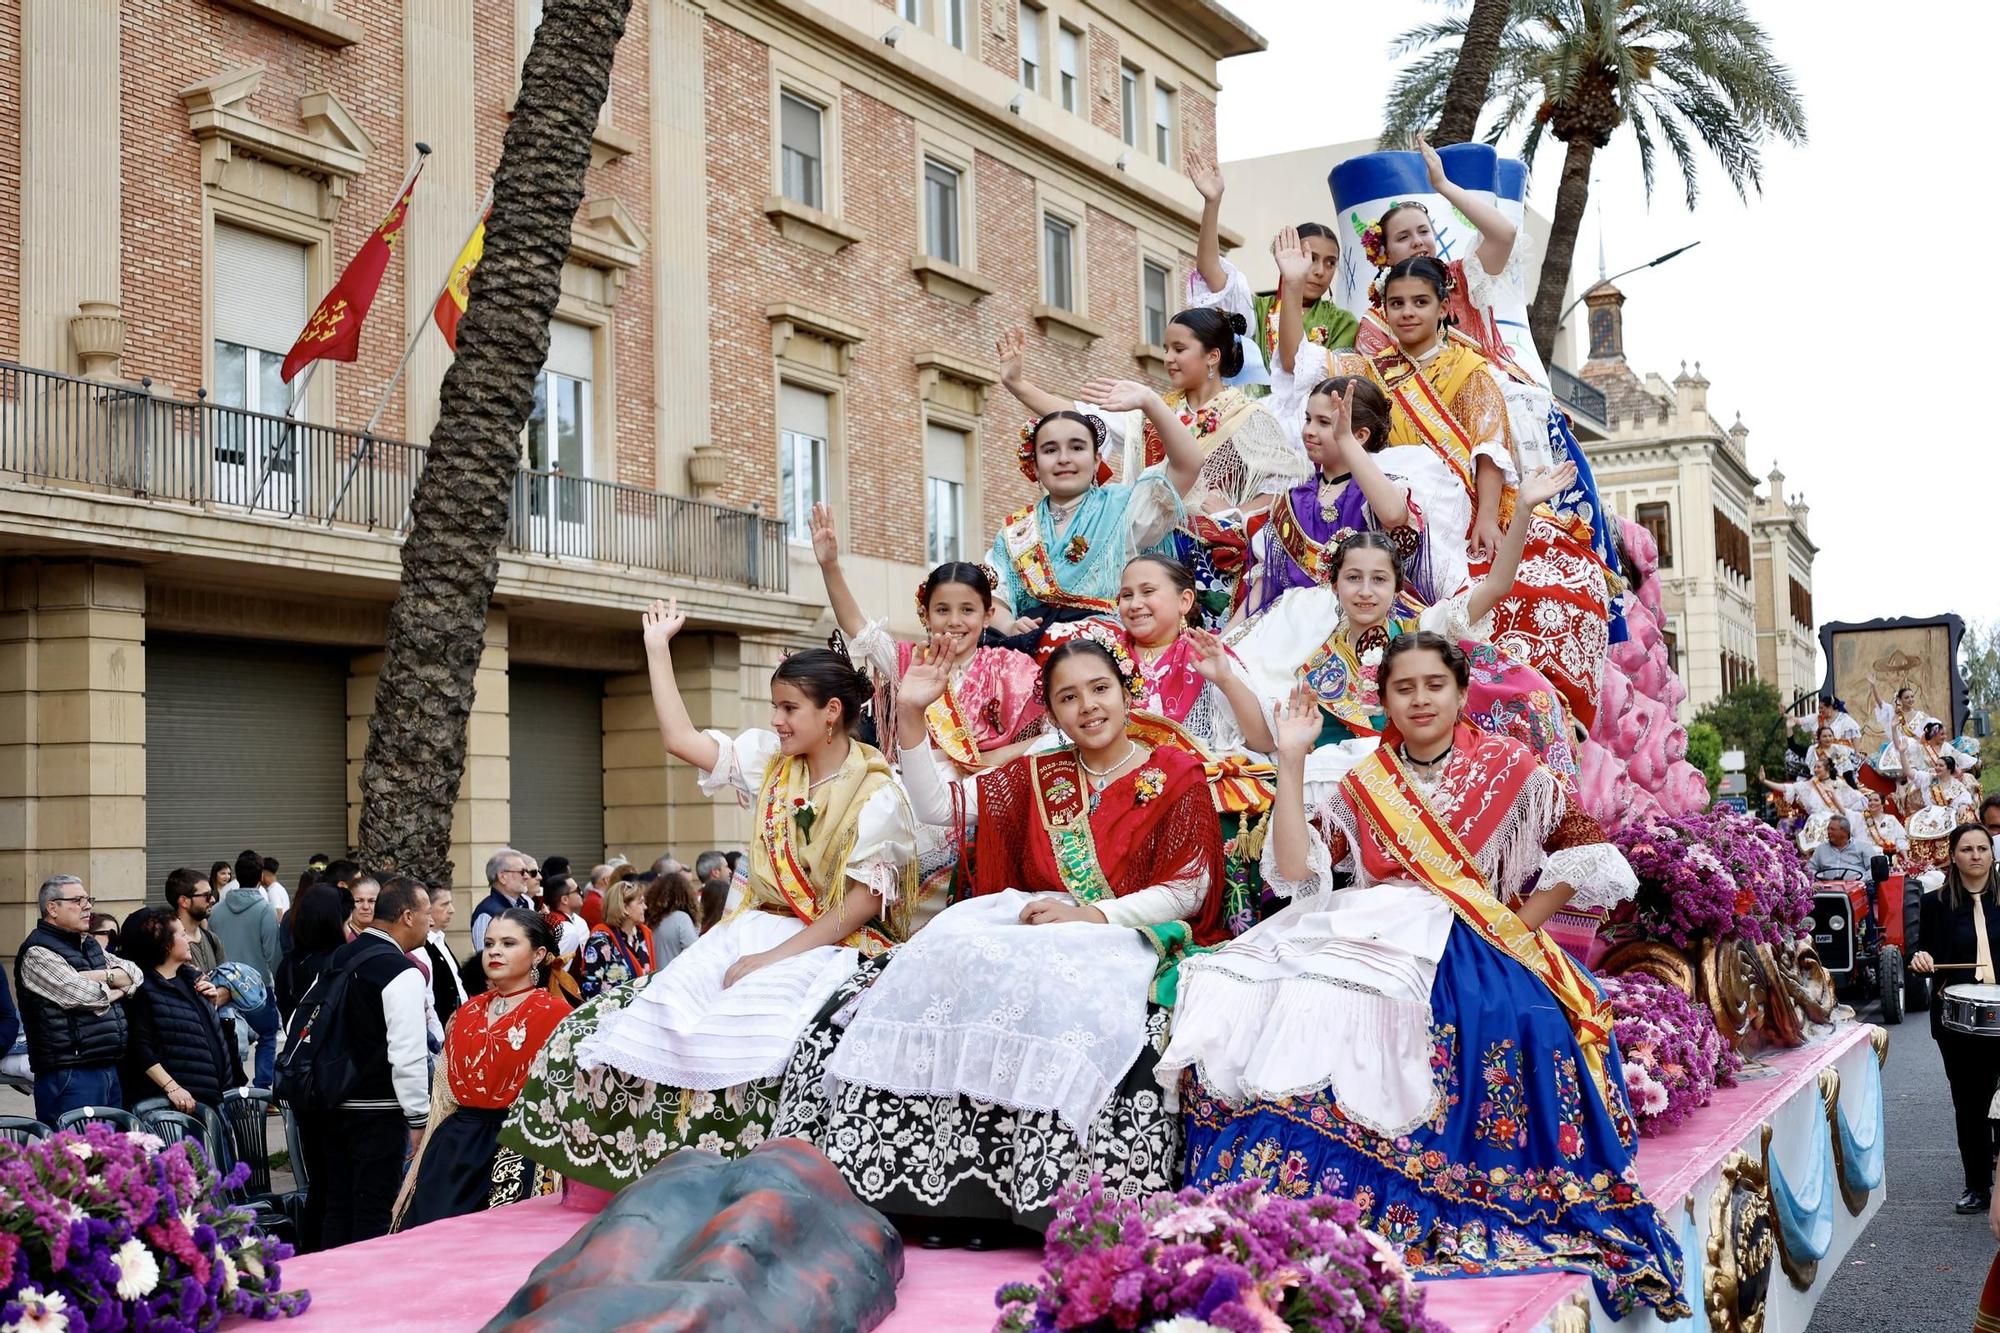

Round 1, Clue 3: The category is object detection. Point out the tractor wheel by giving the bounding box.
[1880,946,1905,1025]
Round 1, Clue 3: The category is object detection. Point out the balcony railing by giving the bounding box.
[0,360,787,593]
[1550,365,1608,430]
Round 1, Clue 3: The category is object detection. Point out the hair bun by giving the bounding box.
[1225,312,1248,337]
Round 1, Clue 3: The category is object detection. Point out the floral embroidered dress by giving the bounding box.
[987,475,1181,641]
[1236,445,1447,619]
[1036,620,1249,756]
[397,987,569,1230]
[1157,727,1685,1319]
[773,730,1226,1229]
[498,729,917,1191]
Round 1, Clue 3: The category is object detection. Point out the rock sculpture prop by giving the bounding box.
[1577,518,1711,825]
[482,1138,904,1333]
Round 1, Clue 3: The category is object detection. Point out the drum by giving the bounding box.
[1940,983,2000,1037]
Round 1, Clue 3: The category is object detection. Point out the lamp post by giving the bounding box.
[1556,241,1702,334]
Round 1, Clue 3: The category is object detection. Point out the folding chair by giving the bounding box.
[0,1115,51,1146]
[53,1105,138,1135]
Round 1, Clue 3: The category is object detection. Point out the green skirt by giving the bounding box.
[497,975,785,1192]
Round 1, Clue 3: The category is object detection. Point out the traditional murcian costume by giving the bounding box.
[1035,620,1249,756]
[774,721,1226,1230]
[1235,444,1443,619]
[395,986,568,1230]
[1184,254,1360,363]
[498,729,917,1191]
[1159,726,1686,1319]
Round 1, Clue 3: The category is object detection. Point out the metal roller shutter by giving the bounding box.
[145,635,348,900]
[508,666,605,870]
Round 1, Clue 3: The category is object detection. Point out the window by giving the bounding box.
[1635,501,1672,568]
[942,0,967,49]
[1153,83,1175,165]
[899,0,922,22]
[1043,214,1076,311]
[779,91,824,209]
[779,383,831,545]
[211,223,310,503]
[1120,65,1140,147]
[1058,25,1082,113]
[925,423,969,563]
[1018,4,1042,91]
[1662,627,1680,675]
[524,318,594,526]
[923,157,962,266]
[1142,259,1170,346]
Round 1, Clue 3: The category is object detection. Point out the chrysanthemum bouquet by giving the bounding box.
[993,1177,1445,1333]
[1610,809,1812,949]
[0,1122,308,1332]
[1601,972,1738,1133]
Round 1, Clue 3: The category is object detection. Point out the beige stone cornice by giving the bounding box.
[181,69,370,219]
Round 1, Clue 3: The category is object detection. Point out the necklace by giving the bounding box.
[1047,495,1082,525]
[1079,740,1140,785]
[1399,741,1452,771]
[1317,472,1351,522]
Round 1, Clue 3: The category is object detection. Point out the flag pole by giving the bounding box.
[251,142,431,512]
[326,181,492,527]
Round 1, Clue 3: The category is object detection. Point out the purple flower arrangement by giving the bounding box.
[0,1122,308,1331]
[1609,809,1813,949]
[993,1176,1445,1333]
[1601,972,1739,1134]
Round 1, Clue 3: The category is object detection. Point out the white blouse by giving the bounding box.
[900,736,1210,930]
[697,728,918,900]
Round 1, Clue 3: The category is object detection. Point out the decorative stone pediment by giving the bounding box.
[181,68,372,220]
[913,350,996,416]
[769,304,865,377]
[570,196,647,273]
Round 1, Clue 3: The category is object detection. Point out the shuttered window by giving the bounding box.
[925,423,967,564]
[508,667,606,869]
[145,635,347,901]
[214,224,310,357]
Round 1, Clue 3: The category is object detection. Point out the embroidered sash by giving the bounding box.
[1368,340,1481,496]
[1027,745,1201,1005]
[1339,736,1616,1105]
[1001,502,1116,613]
[925,684,983,769]
[1141,386,1261,469]
[751,743,912,955]
[1266,488,1339,586]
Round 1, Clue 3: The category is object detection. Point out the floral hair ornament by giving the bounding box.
[1366,252,1457,311]
[1360,200,1432,270]
[1018,412,1115,485]
[1036,620,1147,707]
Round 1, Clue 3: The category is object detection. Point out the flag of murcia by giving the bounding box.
[281,164,425,382]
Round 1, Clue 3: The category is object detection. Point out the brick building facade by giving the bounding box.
[0,0,1261,948]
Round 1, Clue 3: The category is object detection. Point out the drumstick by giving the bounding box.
[1930,962,1988,970]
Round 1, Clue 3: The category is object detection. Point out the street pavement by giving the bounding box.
[1807,996,1992,1331]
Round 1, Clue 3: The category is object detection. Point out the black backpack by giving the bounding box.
[274,960,361,1109]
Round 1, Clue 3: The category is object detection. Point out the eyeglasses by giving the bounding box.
[509,866,542,878]
[54,895,94,908]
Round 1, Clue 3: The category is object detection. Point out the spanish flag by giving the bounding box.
[432,216,486,353]
[281,163,425,382]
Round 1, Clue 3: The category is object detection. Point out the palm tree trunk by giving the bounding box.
[1431,0,1511,145]
[355,0,632,884]
[1528,137,1595,368]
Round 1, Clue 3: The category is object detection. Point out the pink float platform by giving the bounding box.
[254,1022,1881,1333]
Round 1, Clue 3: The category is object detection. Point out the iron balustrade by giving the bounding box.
[1549,365,1608,429]
[0,360,787,592]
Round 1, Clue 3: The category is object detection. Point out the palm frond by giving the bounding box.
[1382,48,1468,140]
[1389,16,1472,59]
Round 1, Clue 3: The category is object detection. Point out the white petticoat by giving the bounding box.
[1156,882,1453,1138]
[572,909,858,1090]
[824,889,1158,1145]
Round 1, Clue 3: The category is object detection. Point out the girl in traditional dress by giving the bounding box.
[810,501,1044,773]
[498,599,919,1191]
[1187,165,1357,363]
[774,638,1227,1241]
[1236,376,1450,620]
[1758,757,1868,822]
[988,331,1198,643]
[1160,635,1686,1319]
[1228,464,1580,786]
[1039,555,1273,756]
[395,909,568,1230]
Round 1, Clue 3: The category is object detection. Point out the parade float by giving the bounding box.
[254,148,1886,1333]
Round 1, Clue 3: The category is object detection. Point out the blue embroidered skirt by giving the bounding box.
[1182,923,1689,1320]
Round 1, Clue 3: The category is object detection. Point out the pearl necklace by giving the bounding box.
[1079,741,1141,789]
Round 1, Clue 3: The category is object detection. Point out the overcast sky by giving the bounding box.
[1212,2,1996,634]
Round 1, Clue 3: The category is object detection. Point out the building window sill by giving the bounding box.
[1032,303,1105,351]
[210,0,362,47]
[589,121,638,169]
[1131,342,1169,380]
[910,254,994,306]
[764,196,861,256]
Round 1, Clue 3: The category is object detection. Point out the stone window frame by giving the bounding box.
[1132,228,1180,379]
[910,126,993,307]
[210,0,361,48]
[769,304,865,547]
[764,54,859,255]
[1032,181,1104,349]
[914,350,997,564]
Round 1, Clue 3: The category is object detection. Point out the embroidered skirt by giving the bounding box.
[774,956,1179,1230]
[497,975,788,1192]
[1479,515,1609,730]
[400,1106,555,1230]
[1181,923,1688,1320]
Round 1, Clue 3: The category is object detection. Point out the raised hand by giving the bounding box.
[641,597,687,652]
[1274,682,1321,758]
[1417,133,1448,191]
[1187,627,1231,682]
[808,501,840,568]
[1516,461,1578,512]
[898,643,952,715]
[1328,380,1364,457]
[1080,377,1154,414]
[1272,225,1310,289]
[996,328,1027,387]
[1189,160,1224,204]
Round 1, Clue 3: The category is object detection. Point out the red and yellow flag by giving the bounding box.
[281,165,424,382]
[432,216,486,352]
